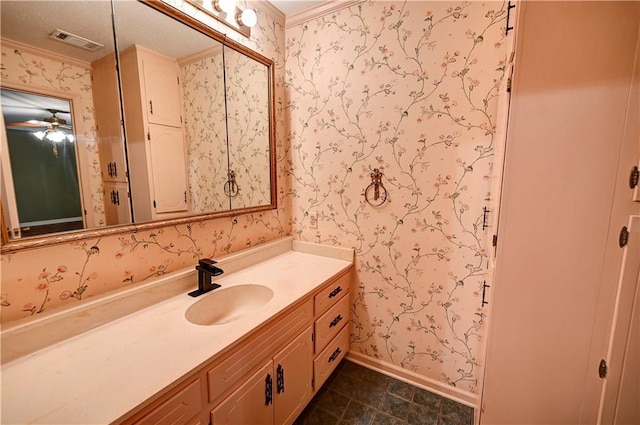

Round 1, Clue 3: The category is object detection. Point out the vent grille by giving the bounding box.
[48,29,104,52]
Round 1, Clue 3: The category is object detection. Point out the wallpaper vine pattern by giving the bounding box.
[0,44,106,229]
[181,48,230,214]
[286,1,508,394]
[225,48,272,210]
[0,1,290,324]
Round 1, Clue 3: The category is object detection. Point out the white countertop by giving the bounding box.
[1,240,352,424]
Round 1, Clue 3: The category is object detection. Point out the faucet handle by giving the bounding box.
[199,258,217,267]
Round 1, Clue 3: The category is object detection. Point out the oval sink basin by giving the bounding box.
[185,284,274,326]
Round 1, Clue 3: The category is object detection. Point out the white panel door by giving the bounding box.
[148,124,188,214]
[273,326,313,425]
[211,361,273,425]
[141,53,182,128]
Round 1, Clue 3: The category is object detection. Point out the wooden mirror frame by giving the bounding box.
[0,0,277,253]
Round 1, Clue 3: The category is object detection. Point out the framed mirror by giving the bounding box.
[0,0,276,252]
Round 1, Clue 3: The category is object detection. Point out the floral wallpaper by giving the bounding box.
[1,0,509,400]
[180,47,230,214]
[0,42,106,229]
[285,1,508,394]
[0,0,290,324]
[224,47,272,210]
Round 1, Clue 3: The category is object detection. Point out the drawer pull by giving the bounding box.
[328,347,342,363]
[329,286,343,298]
[329,314,343,328]
[276,364,285,394]
[265,373,273,406]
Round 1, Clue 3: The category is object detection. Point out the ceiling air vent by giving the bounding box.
[48,29,104,52]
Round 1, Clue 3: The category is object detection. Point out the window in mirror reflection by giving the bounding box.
[1,89,83,237]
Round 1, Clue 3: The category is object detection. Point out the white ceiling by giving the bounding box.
[269,0,324,16]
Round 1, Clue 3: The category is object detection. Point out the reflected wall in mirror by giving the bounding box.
[0,0,116,240]
[1,0,277,250]
[224,46,272,210]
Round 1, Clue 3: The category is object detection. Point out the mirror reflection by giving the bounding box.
[0,0,275,245]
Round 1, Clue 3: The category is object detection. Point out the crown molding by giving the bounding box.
[284,0,363,29]
[1,38,91,69]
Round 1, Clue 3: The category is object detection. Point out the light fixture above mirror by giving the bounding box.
[192,0,257,37]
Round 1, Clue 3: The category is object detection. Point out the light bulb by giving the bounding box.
[214,0,236,14]
[238,8,257,28]
[33,131,46,140]
[47,130,67,143]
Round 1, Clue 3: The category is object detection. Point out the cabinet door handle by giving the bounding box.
[329,286,342,298]
[265,373,273,406]
[329,314,343,328]
[276,364,285,394]
[149,99,153,115]
[328,347,342,363]
[112,162,117,178]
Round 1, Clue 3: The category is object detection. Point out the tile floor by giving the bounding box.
[294,360,474,425]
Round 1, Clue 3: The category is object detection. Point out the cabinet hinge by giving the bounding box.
[177,75,180,85]
[506,77,512,93]
[492,234,498,247]
[147,131,150,141]
[311,332,315,342]
[153,200,156,208]
[599,359,608,378]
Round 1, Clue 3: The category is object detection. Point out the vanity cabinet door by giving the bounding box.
[140,52,182,128]
[274,326,314,425]
[211,361,274,425]
[148,124,189,214]
[103,181,132,225]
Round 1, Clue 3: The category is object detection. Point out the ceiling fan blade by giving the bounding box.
[5,121,46,128]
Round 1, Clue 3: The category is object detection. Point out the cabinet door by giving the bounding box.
[103,181,132,226]
[141,53,182,128]
[274,326,314,425]
[92,54,127,183]
[211,361,274,425]
[148,124,188,214]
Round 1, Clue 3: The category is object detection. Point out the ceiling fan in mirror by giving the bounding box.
[6,109,75,157]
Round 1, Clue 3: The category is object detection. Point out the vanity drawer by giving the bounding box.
[207,299,313,404]
[314,294,350,354]
[314,326,349,391]
[133,378,202,425]
[314,271,349,315]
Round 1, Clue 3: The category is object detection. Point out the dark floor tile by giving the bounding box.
[341,361,371,380]
[380,393,410,420]
[371,412,406,425]
[305,407,342,425]
[316,389,351,417]
[388,379,415,401]
[360,368,392,388]
[294,403,317,425]
[412,388,442,411]
[340,400,376,425]
[331,372,363,396]
[439,400,473,425]
[351,382,386,408]
[406,403,438,425]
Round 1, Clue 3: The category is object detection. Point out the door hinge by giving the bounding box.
[619,226,629,247]
[599,359,608,378]
[630,165,639,189]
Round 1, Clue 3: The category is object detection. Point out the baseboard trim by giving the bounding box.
[345,351,479,409]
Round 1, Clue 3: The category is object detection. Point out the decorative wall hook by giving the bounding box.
[365,168,388,207]
[224,170,239,197]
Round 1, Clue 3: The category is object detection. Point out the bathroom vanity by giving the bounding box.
[1,238,353,424]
